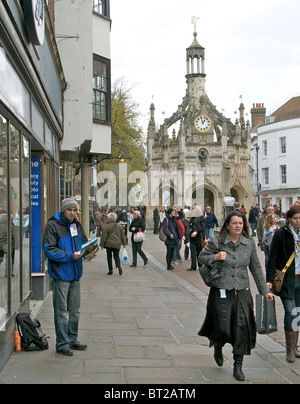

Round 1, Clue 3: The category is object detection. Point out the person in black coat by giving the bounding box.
[267,204,300,363]
[187,206,206,271]
[129,210,148,267]
[153,206,160,234]
[163,207,182,270]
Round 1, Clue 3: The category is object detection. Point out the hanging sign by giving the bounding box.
[24,0,45,46]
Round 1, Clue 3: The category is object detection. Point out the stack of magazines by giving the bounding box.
[79,237,99,259]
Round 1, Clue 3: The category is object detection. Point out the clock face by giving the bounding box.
[194,115,212,132]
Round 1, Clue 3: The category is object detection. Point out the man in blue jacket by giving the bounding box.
[205,206,219,239]
[43,197,91,356]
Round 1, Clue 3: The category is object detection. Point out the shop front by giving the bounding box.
[0,1,65,370]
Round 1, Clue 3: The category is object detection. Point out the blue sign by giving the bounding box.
[31,155,42,273]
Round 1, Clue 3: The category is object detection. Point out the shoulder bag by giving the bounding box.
[270,251,296,296]
[133,228,145,242]
[199,237,223,287]
[159,221,167,242]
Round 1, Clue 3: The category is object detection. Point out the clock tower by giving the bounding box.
[186,30,206,109]
[146,27,255,226]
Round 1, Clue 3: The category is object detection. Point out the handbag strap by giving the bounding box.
[282,251,296,273]
[106,223,117,240]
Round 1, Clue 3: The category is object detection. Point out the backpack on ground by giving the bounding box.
[16,312,49,351]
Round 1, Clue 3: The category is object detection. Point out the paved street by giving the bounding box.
[0,232,300,384]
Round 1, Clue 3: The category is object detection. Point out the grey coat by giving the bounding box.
[198,234,269,295]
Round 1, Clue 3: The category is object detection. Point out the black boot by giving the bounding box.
[214,344,223,367]
[233,354,245,381]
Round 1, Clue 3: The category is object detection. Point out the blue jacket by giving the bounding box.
[205,211,219,229]
[43,212,88,281]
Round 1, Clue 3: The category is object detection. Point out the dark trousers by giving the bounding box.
[184,242,190,260]
[166,246,175,268]
[132,241,147,265]
[106,247,121,272]
[153,219,159,234]
[190,242,202,270]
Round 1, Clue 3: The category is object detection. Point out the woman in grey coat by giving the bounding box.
[198,211,273,381]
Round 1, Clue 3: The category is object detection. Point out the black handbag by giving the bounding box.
[255,294,277,335]
[198,238,222,287]
[199,260,222,287]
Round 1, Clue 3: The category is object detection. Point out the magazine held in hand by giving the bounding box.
[79,237,99,259]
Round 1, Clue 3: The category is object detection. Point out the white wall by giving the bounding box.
[257,118,300,211]
[56,0,111,155]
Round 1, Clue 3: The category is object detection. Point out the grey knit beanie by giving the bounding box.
[61,197,78,213]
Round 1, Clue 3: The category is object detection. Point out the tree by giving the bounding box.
[98,77,146,173]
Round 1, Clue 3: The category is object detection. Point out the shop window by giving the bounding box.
[10,124,21,312]
[22,136,30,300]
[0,115,8,328]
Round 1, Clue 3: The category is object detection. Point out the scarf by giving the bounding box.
[288,221,300,257]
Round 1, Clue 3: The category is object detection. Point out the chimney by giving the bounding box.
[251,103,266,128]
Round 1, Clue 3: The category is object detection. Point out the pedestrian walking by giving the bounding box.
[248,206,258,237]
[198,211,273,381]
[187,205,206,271]
[256,205,277,251]
[129,210,148,267]
[181,210,191,260]
[267,205,300,363]
[262,213,280,268]
[43,197,96,356]
[100,212,126,275]
[94,207,102,238]
[204,206,219,239]
[153,206,160,234]
[171,209,184,265]
[162,207,181,270]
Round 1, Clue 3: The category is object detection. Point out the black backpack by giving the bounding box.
[16,313,49,351]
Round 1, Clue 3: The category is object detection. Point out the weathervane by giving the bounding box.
[191,16,200,32]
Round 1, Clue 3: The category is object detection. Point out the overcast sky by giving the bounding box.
[110,0,300,135]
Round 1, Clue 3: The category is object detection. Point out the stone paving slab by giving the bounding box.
[0,233,299,385]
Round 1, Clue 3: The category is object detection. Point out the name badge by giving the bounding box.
[70,223,78,237]
[220,289,227,299]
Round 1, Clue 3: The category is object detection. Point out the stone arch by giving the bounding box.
[230,185,243,205]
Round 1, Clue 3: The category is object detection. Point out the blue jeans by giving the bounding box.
[207,227,214,239]
[280,279,300,332]
[51,279,81,350]
[172,243,182,262]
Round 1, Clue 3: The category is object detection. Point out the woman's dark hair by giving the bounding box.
[218,211,250,243]
[286,205,300,220]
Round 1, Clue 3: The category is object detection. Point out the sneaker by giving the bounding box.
[70,341,87,350]
[57,347,73,356]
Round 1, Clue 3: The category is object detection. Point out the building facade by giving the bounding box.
[146,30,255,224]
[255,97,300,211]
[55,0,112,235]
[0,0,65,369]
